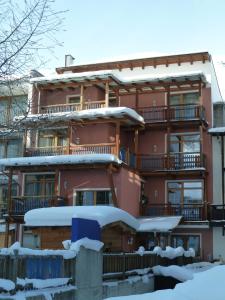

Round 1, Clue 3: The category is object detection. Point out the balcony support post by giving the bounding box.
[105,81,109,107]
[107,164,118,207]
[67,123,72,154]
[5,167,13,247]
[115,121,120,158]
[80,84,84,110]
[134,129,139,168]
[54,168,60,206]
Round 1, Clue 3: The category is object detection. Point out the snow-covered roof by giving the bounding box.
[24,206,140,230]
[24,206,181,233]
[14,107,144,127]
[208,127,225,135]
[138,216,182,232]
[0,154,121,168]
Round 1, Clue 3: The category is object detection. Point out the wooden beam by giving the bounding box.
[107,164,119,207]
[80,84,84,109]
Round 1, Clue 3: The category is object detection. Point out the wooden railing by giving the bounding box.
[147,203,206,221]
[138,104,205,124]
[40,100,106,114]
[137,152,205,172]
[11,195,66,215]
[26,146,68,156]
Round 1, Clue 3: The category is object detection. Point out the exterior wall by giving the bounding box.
[213,227,225,260]
[212,136,223,204]
[173,227,213,261]
[59,167,141,217]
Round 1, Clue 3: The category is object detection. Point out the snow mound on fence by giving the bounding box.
[153,246,195,259]
[68,237,104,253]
[0,279,15,292]
[152,265,193,282]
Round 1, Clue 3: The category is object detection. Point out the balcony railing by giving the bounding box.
[138,104,205,124]
[26,143,117,157]
[10,195,66,215]
[40,100,106,114]
[208,205,225,222]
[147,203,206,221]
[137,152,205,172]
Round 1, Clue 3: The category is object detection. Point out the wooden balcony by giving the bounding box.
[40,100,106,114]
[147,203,206,221]
[137,152,205,173]
[138,104,205,125]
[10,195,66,216]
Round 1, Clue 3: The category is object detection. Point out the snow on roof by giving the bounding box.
[24,206,140,230]
[137,216,182,232]
[14,107,144,126]
[212,58,225,101]
[208,127,225,134]
[24,206,181,233]
[0,154,121,168]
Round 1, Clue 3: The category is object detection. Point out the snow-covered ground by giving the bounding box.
[105,264,225,300]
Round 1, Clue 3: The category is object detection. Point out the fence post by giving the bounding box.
[12,250,19,285]
[75,246,103,300]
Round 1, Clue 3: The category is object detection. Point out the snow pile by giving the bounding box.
[153,246,195,259]
[0,279,15,291]
[0,242,76,259]
[25,206,139,230]
[138,216,181,232]
[105,265,225,300]
[136,246,146,256]
[67,237,104,253]
[0,154,122,168]
[152,265,193,282]
[17,278,70,289]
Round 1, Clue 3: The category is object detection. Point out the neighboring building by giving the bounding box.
[0,52,222,259]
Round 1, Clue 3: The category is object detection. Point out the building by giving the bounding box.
[0,52,222,259]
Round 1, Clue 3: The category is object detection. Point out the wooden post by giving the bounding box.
[5,168,13,247]
[23,128,27,156]
[54,169,60,206]
[135,90,139,111]
[105,81,109,107]
[107,165,119,207]
[199,82,203,105]
[67,123,72,154]
[134,129,139,168]
[80,84,84,110]
[115,121,120,157]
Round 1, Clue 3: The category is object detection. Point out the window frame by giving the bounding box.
[169,132,201,154]
[66,94,81,104]
[73,188,113,206]
[171,233,201,257]
[22,173,55,198]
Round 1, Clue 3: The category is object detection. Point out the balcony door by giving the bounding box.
[74,189,113,206]
[170,92,199,120]
[169,133,200,169]
[38,129,68,155]
[167,181,203,221]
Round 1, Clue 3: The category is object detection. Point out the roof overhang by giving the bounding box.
[137,216,182,232]
[208,127,225,136]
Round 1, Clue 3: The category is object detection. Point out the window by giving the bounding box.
[38,129,67,148]
[169,133,200,154]
[75,190,113,206]
[67,95,80,104]
[170,92,199,105]
[0,138,23,158]
[0,96,27,125]
[0,175,18,217]
[24,174,55,199]
[172,234,200,256]
[167,181,203,205]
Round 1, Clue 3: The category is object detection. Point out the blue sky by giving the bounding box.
[45,0,225,69]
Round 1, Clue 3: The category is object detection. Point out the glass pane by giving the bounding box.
[7,139,22,157]
[0,142,5,158]
[183,93,199,104]
[168,182,182,189]
[183,141,200,153]
[183,134,200,141]
[11,96,27,118]
[188,236,200,256]
[184,189,202,204]
[0,100,8,124]
[184,182,202,188]
[68,96,80,104]
[168,189,182,205]
[96,191,112,205]
[172,236,184,248]
[170,95,180,105]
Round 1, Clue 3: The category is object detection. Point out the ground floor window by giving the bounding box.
[171,234,200,256]
[0,175,18,217]
[75,190,113,206]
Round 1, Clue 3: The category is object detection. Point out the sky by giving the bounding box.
[44,0,225,70]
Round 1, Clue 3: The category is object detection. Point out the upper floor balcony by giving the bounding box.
[138,104,206,126]
[137,152,206,174]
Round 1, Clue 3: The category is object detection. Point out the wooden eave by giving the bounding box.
[102,221,136,234]
[56,52,210,74]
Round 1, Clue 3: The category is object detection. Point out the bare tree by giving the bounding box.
[0,0,66,130]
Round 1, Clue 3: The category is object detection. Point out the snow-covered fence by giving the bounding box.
[103,251,194,280]
[0,250,75,286]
